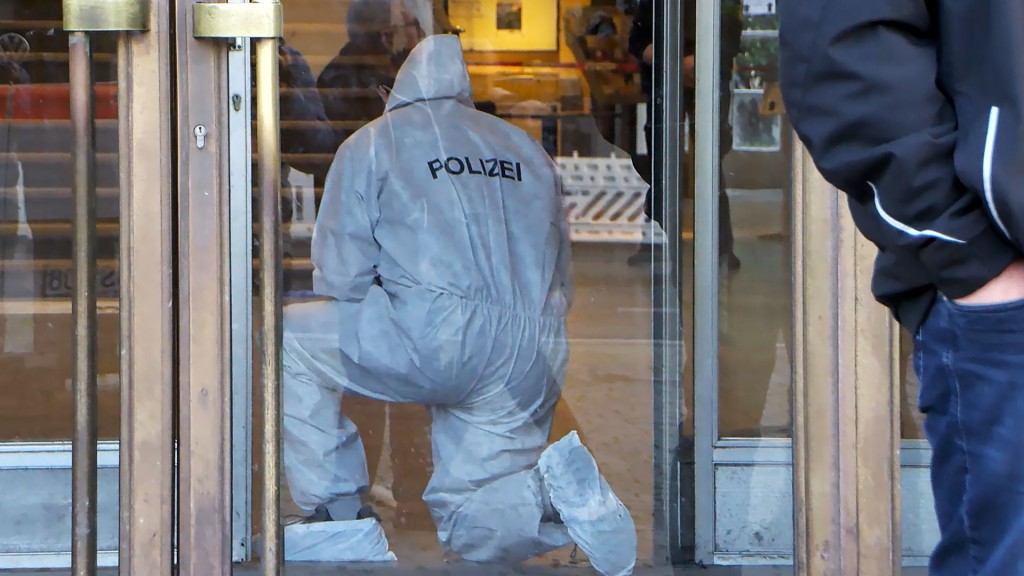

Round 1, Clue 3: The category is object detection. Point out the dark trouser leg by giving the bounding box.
[718,162,735,260]
[918,297,1024,576]
[916,300,970,576]
[642,112,657,222]
[719,89,737,263]
[629,111,658,266]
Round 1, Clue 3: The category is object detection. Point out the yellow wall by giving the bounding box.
[278,0,612,108]
[280,0,591,72]
[449,0,558,51]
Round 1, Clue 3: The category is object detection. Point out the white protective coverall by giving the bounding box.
[282,34,636,575]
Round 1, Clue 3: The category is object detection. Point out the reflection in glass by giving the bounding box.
[0,4,121,442]
[715,3,793,439]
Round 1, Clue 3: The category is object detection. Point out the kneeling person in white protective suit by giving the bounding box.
[281,34,636,575]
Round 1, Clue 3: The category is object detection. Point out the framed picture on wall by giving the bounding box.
[496,2,523,30]
[448,0,559,51]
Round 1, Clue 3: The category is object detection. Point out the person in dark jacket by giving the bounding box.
[316,0,399,168]
[251,42,336,292]
[780,2,1024,574]
[626,0,741,270]
[276,41,339,227]
[279,42,338,179]
[312,0,428,210]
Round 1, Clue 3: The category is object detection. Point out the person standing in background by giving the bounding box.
[316,0,401,186]
[277,40,338,229]
[279,41,337,181]
[266,41,338,294]
[626,0,741,271]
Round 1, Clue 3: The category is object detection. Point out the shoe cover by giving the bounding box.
[538,431,637,576]
[283,518,397,562]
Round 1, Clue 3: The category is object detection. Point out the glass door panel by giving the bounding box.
[237,0,678,569]
[0,1,122,567]
[0,1,121,443]
[695,0,796,565]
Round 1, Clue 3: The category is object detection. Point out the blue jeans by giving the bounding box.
[916,296,1024,576]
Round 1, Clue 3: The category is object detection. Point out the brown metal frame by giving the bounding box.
[252,10,284,573]
[792,142,902,575]
[64,0,172,573]
[62,0,284,573]
[177,2,285,573]
[175,0,234,574]
[117,0,176,572]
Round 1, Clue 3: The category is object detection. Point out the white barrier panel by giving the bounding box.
[557,154,666,245]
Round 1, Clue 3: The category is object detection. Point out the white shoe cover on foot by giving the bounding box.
[283,518,397,562]
[538,431,637,576]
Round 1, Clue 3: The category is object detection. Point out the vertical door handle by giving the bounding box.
[62,2,149,575]
[193,3,284,574]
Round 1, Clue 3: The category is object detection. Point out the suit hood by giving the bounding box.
[385,34,474,112]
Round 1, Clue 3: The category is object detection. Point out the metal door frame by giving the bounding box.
[692,0,723,562]
[685,0,930,570]
[0,1,176,569]
[226,24,255,564]
[174,0,277,573]
[650,0,687,564]
[0,1,271,571]
[186,1,285,572]
[690,0,799,558]
[117,2,177,572]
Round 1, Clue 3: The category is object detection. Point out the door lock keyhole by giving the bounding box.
[194,124,208,149]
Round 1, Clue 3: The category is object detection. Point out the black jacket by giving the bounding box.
[627,0,655,99]
[312,36,395,197]
[779,0,1023,332]
[278,44,337,178]
[627,0,744,159]
[317,37,395,150]
[628,0,743,114]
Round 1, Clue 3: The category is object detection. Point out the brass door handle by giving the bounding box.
[64,0,150,32]
[62,1,150,575]
[193,2,283,38]
[192,3,285,575]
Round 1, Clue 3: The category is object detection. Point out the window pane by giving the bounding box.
[0,3,121,443]
[715,2,793,440]
[901,330,926,439]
